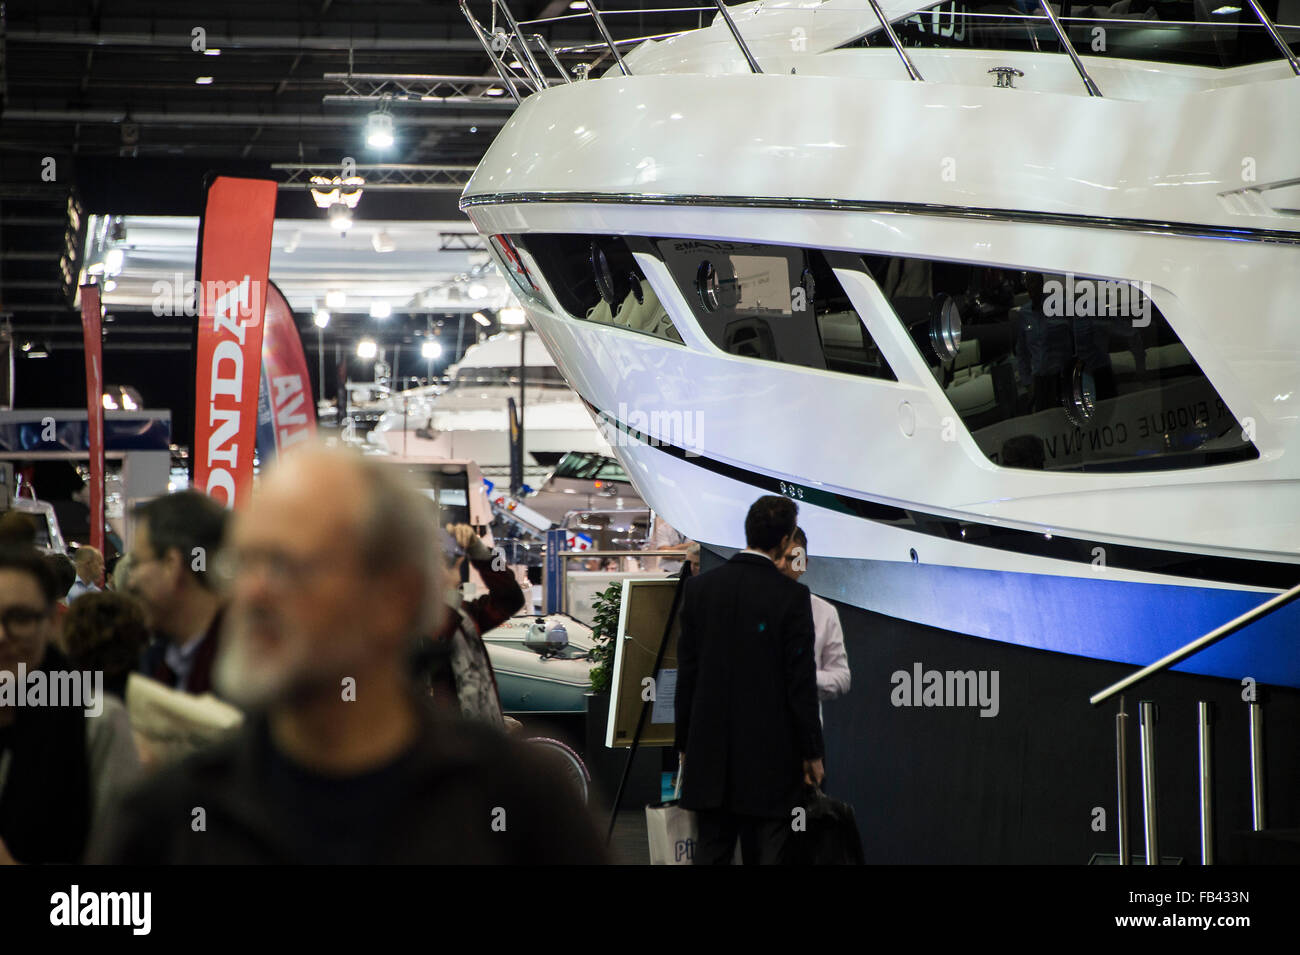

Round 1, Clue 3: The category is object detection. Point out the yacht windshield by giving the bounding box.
[840,0,1298,69]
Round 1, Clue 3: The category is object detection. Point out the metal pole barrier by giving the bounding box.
[1115,697,1130,865]
[712,1,763,73]
[1139,700,1159,865]
[587,2,632,76]
[1198,701,1214,865]
[1249,701,1266,830]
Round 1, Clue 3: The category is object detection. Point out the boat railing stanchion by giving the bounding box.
[459,0,524,104]
[1036,0,1103,95]
[865,0,924,81]
[1249,699,1266,830]
[713,1,763,73]
[1115,696,1130,865]
[493,0,549,89]
[1139,700,1159,864]
[586,2,632,76]
[532,34,574,84]
[1245,0,1300,75]
[1197,701,1214,865]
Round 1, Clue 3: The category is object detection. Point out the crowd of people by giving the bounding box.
[0,445,852,865]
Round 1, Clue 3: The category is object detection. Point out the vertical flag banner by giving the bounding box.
[255,280,317,465]
[79,283,105,554]
[193,176,277,507]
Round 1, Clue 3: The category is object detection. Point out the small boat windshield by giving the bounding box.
[840,0,1299,69]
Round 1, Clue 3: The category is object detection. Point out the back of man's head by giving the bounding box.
[134,490,230,592]
[73,545,102,578]
[744,495,798,554]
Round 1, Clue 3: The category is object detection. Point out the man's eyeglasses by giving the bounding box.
[0,605,50,640]
[212,548,344,589]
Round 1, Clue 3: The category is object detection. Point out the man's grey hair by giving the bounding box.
[350,454,445,639]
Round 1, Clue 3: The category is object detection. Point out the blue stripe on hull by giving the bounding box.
[801,556,1300,689]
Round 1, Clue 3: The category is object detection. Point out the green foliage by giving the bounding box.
[587,581,623,695]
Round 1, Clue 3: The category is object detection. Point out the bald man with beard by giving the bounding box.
[93,444,606,865]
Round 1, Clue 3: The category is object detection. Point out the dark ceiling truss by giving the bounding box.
[271,162,476,191]
[321,72,521,105]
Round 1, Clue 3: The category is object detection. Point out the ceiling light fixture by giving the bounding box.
[326,290,346,308]
[313,309,331,328]
[472,311,491,327]
[366,110,395,149]
[499,307,526,326]
[468,283,487,299]
[328,201,353,232]
[421,341,442,360]
[195,76,214,85]
[369,301,392,320]
[356,339,378,360]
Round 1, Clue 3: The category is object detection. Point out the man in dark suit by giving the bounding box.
[674,495,824,864]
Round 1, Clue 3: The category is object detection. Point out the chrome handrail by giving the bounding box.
[459,1,523,104]
[1037,0,1102,96]
[1090,580,1300,706]
[867,0,924,80]
[532,33,573,85]
[714,0,763,73]
[587,1,632,76]
[1247,0,1300,75]
[496,0,549,89]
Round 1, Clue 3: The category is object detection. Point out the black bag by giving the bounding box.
[802,785,865,865]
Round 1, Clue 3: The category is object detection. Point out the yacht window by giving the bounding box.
[837,0,1296,69]
[863,254,1259,472]
[653,240,897,381]
[513,234,683,344]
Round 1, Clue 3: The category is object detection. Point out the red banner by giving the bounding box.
[79,283,105,554]
[259,281,316,456]
[193,176,277,507]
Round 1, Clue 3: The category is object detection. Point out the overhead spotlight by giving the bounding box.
[366,111,395,149]
[369,300,392,320]
[485,88,504,97]
[204,48,222,56]
[195,76,214,85]
[104,248,124,276]
[499,307,526,326]
[569,1,589,9]
[508,59,522,69]
[20,341,32,352]
[313,309,331,328]
[326,290,347,309]
[356,339,378,360]
[470,126,478,133]
[468,283,487,299]
[472,311,491,327]
[421,341,442,360]
[103,279,117,293]
[328,201,353,232]
[102,393,119,410]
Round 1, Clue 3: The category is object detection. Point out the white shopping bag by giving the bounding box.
[645,801,698,865]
